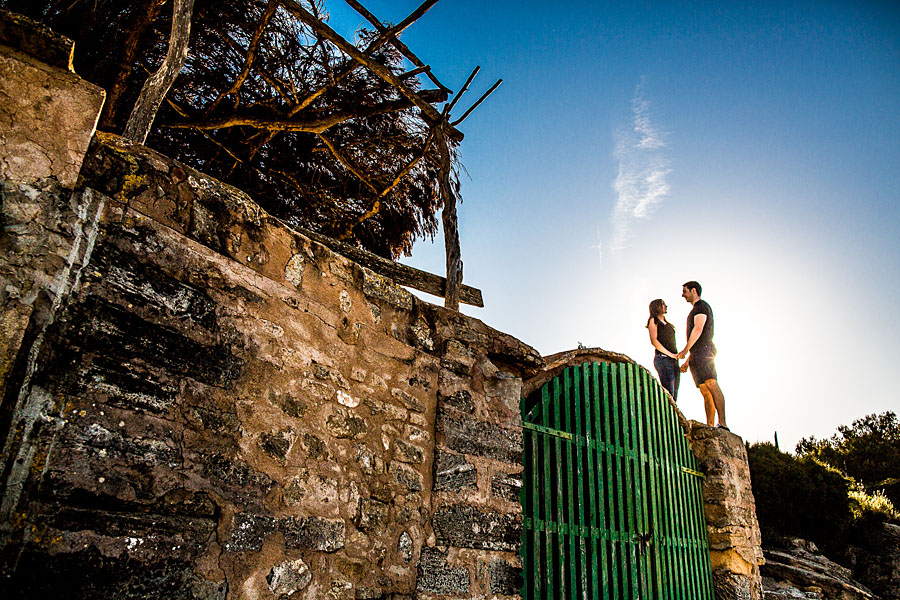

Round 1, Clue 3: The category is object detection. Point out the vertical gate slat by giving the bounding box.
[563,368,578,600]
[583,364,601,600]
[651,377,674,600]
[669,405,690,598]
[658,388,681,598]
[631,364,652,599]
[639,368,661,600]
[541,385,555,599]
[685,433,703,600]
[623,364,637,599]
[602,363,620,599]
[552,377,569,600]
[594,363,611,600]
[573,366,588,600]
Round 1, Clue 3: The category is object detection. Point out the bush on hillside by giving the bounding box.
[747,442,853,553]
[797,411,900,506]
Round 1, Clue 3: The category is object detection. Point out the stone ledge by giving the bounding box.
[0,9,74,71]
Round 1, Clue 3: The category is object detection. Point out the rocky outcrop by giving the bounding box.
[691,423,766,600]
[762,539,878,600]
[846,522,900,600]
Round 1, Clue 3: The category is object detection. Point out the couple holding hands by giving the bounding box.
[646,281,728,430]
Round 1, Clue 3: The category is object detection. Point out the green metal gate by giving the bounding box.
[520,361,715,600]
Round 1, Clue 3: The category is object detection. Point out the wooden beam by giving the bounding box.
[294,226,484,307]
[279,0,464,141]
[343,0,451,93]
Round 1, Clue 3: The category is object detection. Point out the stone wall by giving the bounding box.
[691,424,766,600]
[0,13,764,599]
[1,117,543,598]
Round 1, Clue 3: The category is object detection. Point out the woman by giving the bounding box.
[646,299,680,400]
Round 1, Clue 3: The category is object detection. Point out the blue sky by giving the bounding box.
[329,1,900,451]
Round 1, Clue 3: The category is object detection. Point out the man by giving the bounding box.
[676,281,728,430]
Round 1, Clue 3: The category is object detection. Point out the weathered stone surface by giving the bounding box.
[226,513,277,553]
[416,547,469,594]
[327,409,368,439]
[438,389,475,413]
[690,422,765,600]
[267,558,312,595]
[280,516,346,552]
[846,522,900,600]
[433,450,477,492]
[259,430,292,460]
[762,539,878,600]
[0,12,104,188]
[391,461,424,492]
[393,439,425,464]
[398,531,413,563]
[0,39,543,598]
[489,558,523,596]
[354,497,389,532]
[437,407,523,463]
[491,471,523,503]
[433,504,521,551]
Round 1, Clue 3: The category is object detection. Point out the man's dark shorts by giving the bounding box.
[689,345,717,387]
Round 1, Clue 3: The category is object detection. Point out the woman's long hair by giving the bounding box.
[646,298,666,328]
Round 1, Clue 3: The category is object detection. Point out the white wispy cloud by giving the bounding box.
[606,82,671,256]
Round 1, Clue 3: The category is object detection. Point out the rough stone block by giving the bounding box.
[436,408,523,463]
[280,516,346,552]
[391,461,424,492]
[354,497,389,531]
[393,439,425,464]
[416,547,469,594]
[491,471,523,503]
[437,389,475,413]
[433,450,476,492]
[0,17,105,188]
[225,513,277,552]
[489,559,523,596]
[268,558,312,595]
[432,504,521,552]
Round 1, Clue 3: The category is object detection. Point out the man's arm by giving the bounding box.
[677,313,707,359]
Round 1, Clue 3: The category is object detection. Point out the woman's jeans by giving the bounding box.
[653,354,680,401]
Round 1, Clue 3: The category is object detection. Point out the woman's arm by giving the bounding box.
[648,321,677,358]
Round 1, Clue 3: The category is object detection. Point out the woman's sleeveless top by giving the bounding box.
[655,320,677,354]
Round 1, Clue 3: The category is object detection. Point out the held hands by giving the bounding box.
[676,349,688,359]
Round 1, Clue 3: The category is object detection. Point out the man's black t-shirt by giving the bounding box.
[687,299,714,352]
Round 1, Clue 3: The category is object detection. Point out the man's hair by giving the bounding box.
[683,280,702,296]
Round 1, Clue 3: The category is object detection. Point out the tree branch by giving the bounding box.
[123,0,196,144]
[343,0,450,93]
[204,0,280,116]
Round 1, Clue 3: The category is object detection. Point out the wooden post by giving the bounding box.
[123,0,195,144]
[436,126,462,310]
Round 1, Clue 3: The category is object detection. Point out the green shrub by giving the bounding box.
[747,442,853,553]
[797,411,900,506]
[849,488,900,523]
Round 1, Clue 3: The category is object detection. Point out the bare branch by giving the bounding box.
[336,126,438,238]
[451,78,502,126]
[343,0,451,93]
[204,0,279,116]
[318,133,379,193]
[446,65,479,113]
[164,94,442,132]
[279,0,463,141]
